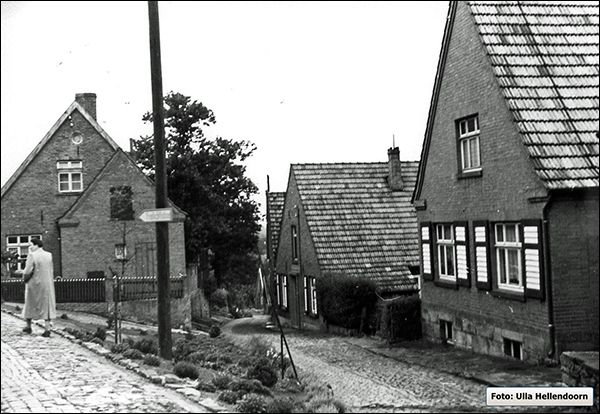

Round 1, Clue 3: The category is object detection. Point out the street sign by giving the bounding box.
[139,207,173,222]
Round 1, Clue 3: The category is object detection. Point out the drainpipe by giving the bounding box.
[542,195,556,360]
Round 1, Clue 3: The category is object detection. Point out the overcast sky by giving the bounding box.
[1,1,449,221]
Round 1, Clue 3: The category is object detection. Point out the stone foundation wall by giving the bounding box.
[560,351,599,411]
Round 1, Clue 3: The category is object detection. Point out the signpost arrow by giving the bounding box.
[139,207,173,222]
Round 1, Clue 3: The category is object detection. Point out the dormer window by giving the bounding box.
[457,115,481,176]
[57,160,83,193]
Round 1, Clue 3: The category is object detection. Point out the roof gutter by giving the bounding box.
[542,194,556,360]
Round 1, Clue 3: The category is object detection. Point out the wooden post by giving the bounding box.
[148,0,172,360]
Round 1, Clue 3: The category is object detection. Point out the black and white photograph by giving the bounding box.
[1,1,598,413]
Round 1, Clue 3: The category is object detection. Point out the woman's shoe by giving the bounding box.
[41,331,51,337]
[22,327,32,334]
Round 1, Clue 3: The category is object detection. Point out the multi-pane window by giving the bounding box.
[495,223,523,291]
[303,276,318,316]
[291,225,299,263]
[436,224,455,280]
[458,116,481,172]
[57,160,83,193]
[6,234,42,272]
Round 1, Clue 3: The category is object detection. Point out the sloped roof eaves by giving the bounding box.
[468,0,600,190]
[293,162,420,293]
[266,192,285,262]
[1,101,120,199]
[58,149,187,223]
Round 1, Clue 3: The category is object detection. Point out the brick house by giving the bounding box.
[271,148,420,331]
[1,93,187,280]
[412,1,599,363]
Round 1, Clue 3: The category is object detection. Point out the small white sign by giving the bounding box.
[486,387,594,407]
[139,208,173,222]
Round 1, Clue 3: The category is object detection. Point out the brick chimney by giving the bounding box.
[75,93,97,120]
[387,147,404,191]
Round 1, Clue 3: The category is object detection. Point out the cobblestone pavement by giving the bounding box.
[221,315,590,414]
[1,311,212,413]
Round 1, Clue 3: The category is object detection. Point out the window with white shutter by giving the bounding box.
[421,222,433,281]
[454,222,470,287]
[522,220,544,299]
[474,221,492,290]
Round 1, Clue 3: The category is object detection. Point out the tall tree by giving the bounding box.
[131,91,261,286]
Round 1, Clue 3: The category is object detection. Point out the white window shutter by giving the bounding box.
[474,221,492,290]
[522,220,544,299]
[454,222,470,286]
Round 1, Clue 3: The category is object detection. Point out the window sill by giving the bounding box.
[433,278,458,290]
[458,169,482,179]
[492,289,526,302]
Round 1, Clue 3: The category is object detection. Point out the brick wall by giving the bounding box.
[59,151,186,280]
[415,1,551,363]
[274,170,322,330]
[1,108,117,277]
[549,192,599,353]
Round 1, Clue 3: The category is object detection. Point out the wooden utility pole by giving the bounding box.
[148,0,172,360]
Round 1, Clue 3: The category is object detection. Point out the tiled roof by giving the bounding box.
[266,191,285,264]
[292,162,420,293]
[468,1,599,190]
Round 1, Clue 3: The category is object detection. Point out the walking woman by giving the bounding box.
[22,238,56,337]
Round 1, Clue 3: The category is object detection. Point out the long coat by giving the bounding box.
[22,248,56,320]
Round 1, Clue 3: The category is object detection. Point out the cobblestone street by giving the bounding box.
[1,307,590,413]
[1,311,210,413]
[222,316,589,413]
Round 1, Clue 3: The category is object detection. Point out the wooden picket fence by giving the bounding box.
[1,276,184,304]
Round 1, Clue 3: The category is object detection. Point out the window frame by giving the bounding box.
[440,319,453,345]
[281,274,288,309]
[57,160,83,193]
[494,222,524,293]
[456,115,482,178]
[503,338,523,360]
[291,225,299,263]
[6,234,42,273]
[436,223,456,282]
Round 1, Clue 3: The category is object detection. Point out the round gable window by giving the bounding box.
[71,132,83,145]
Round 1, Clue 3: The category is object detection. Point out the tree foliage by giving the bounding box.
[131,91,261,286]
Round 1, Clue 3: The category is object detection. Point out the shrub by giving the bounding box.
[111,342,131,354]
[172,337,201,362]
[236,394,267,413]
[229,379,272,396]
[209,325,221,338]
[173,361,199,380]
[210,288,229,309]
[93,327,107,341]
[219,355,233,364]
[218,390,244,405]
[186,351,206,364]
[132,338,158,355]
[122,349,144,360]
[212,373,233,390]
[144,354,161,367]
[317,272,378,332]
[247,363,278,387]
[266,397,300,413]
[246,336,273,358]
